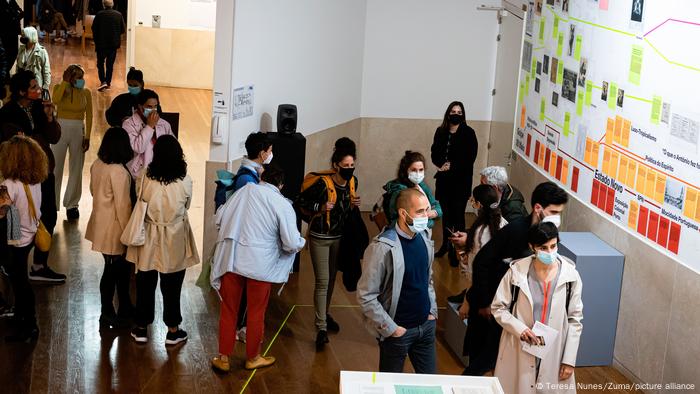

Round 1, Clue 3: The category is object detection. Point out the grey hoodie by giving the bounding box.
[356,226,438,340]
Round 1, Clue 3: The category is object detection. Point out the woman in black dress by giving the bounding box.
[431,101,478,266]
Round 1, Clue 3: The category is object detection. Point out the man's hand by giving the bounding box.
[478,307,492,320]
[559,364,574,381]
[427,314,436,321]
[323,202,335,212]
[391,326,407,338]
[351,196,361,208]
[449,231,467,248]
[458,300,469,320]
[146,111,160,128]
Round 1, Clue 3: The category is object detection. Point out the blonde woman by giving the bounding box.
[16,27,51,91]
[51,64,93,220]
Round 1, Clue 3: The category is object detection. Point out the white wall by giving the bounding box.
[360,0,500,120]
[225,0,367,160]
[131,0,216,31]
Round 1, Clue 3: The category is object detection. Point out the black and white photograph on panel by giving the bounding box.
[522,41,533,72]
[552,91,559,107]
[537,61,542,75]
[578,58,588,87]
[664,179,685,211]
[543,55,550,74]
[535,78,541,93]
[562,0,569,13]
[568,24,576,56]
[526,2,535,36]
[601,81,609,101]
[562,68,578,103]
[617,88,625,108]
[631,0,644,22]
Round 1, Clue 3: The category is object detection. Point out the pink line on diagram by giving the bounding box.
[644,18,700,37]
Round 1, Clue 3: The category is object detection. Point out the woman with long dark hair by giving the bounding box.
[296,137,361,350]
[127,135,199,345]
[430,101,478,267]
[85,127,135,329]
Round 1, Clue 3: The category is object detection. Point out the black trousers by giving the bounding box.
[435,177,471,249]
[135,269,186,328]
[34,174,56,267]
[462,314,502,375]
[96,48,117,85]
[7,244,36,329]
[100,254,134,317]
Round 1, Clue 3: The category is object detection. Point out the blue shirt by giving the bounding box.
[394,226,430,329]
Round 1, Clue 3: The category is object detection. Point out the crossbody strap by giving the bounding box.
[22,183,39,224]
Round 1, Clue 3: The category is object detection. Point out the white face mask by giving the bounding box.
[408,171,424,185]
[263,151,273,165]
[542,214,561,228]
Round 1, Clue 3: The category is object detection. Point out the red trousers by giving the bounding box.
[218,273,272,359]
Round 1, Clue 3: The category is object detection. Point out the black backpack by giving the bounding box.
[214,167,257,211]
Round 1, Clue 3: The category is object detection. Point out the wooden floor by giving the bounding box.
[0,38,641,393]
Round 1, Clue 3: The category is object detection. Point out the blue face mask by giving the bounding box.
[403,210,429,234]
[128,86,142,96]
[143,108,154,117]
[73,79,85,89]
[536,250,558,265]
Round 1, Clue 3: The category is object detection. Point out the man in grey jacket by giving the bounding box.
[357,188,438,374]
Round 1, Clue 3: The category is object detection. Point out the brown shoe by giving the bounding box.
[245,355,276,370]
[211,356,230,373]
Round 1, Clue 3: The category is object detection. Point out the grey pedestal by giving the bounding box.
[559,232,625,367]
[444,301,469,367]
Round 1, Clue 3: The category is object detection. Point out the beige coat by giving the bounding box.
[491,255,583,394]
[126,174,200,273]
[85,160,132,255]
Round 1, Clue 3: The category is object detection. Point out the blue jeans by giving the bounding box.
[379,319,437,373]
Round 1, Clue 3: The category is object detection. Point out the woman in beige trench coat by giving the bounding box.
[127,135,199,346]
[85,127,135,329]
[491,222,583,394]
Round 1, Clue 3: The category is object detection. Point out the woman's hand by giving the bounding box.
[62,69,72,83]
[43,101,56,122]
[439,162,451,172]
[559,364,574,381]
[458,300,469,320]
[449,231,467,247]
[520,328,540,345]
[323,202,335,212]
[351,196,361,208]
[146,111,160,128]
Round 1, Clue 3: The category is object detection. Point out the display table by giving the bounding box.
[339,371,504,394]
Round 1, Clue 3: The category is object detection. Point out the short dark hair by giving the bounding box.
[126,67,144,84]
[147,135,187,184]
[98,127,134,165]
[261,164,285,187]
[10,70,36,101]
[396,188,424,211]
[244,132,272,159]
[531,181,568,209]
[331,137,356,165]
[527,222,559,247]
[137,89,159,106]
[397,151,425,186]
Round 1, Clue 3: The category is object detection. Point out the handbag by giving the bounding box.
[23,184,52,252]
[120,173,148,247]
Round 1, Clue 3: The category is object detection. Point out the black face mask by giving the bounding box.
[448,114,462,125]
[338,167,355,181]
[20,36,29,45]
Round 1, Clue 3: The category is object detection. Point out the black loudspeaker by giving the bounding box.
[277,104,298,134]
[267,131,306,272]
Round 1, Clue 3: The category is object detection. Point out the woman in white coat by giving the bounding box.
[491,222,583,394]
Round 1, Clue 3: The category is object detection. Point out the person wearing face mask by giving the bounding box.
[296,137,361,350]
[51,64,93,220]
[357,188,438,373]
[210,165,306,373]
[480,166,528,222]
[431,101,478,267]
[122,88,173,178]
[0,70,66,283]
[92,0,126,92]
[491,222,583,394]
[106,67,159,127]
[382,150,441,230]
[231,131,273,193]
[452,181,568,376]
[16,26,51,91]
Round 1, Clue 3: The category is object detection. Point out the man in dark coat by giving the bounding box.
[92,0,125,91]
[451,181,568,376]
[0,0,22,82]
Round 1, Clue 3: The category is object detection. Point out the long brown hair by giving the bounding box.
[0,136,49,184]
[438,101,466,131]
[396,151,425,186]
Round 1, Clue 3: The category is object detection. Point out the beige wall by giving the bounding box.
[134,26,215,89]
[357,118,491,211]
[510,156,700,394]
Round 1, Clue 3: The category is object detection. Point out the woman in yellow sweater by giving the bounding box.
[51,64,93,220]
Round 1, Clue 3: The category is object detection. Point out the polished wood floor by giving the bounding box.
[0,38,641,393]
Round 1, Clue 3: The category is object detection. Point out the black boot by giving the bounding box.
[315,330,329,351]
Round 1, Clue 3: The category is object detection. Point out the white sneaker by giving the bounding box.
[236,327,247,343]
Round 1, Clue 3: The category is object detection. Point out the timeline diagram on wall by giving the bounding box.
[514,0,700,270]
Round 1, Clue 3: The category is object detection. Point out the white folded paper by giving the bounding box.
[521,321,559,359]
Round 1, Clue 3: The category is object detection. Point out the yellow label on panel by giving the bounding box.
[540,98,546,121]
[684,188,697,219]
[561,160,569,185]
[609,83,618,110]
[605,118,614,145]
[585,80,593,107]
[695,196,700,223]
[622,119,631,147]
[574,35,583,61]
[550,152,558,177]
[628,200,639,229]
[602,149,612,175]
[651,95,662,125]
[557,32,564,58]
[592,142,600,167]
[636,166,647,194]
[629,45,643,86]
[645,170,656,198]
[584,138,592,165]
[564,112,571,136]
[553,16,559,38]
[576,90,584,116]
[610,151,620,180]
[557,61,564,85]
[539,18,546,43]
[655,175,666,204]
[619,156,629,184]
[614,116,623,144]
[626,161,637,188]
